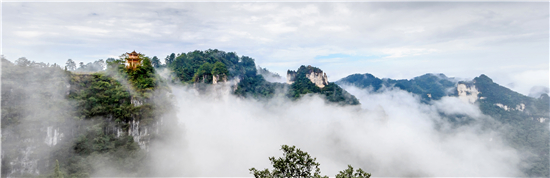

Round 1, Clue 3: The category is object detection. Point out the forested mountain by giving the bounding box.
[1,49,360,177]
[2,49,548,177]
[2,56,173,177]
[337,72,549,177]
[287,65,359,105]
[161,49,359,105]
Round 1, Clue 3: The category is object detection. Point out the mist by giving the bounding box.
[1,58,80,177]
[1,57,529,177]
[148,82,524,177]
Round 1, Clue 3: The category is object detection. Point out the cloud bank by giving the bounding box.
[147,83,524,177]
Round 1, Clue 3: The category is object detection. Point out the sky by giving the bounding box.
[2,1,549,96]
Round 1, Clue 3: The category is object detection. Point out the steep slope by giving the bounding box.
[164,49,359,105]
[287,65,359,105]
[1,56,173,177]
[337,72,549,176]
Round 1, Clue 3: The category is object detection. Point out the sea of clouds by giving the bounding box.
[147,83,523,177]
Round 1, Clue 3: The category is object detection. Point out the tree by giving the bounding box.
[65,59,76,71]
[192,62,213,83]
[151,56,161,68]
[212,61,228,76]
[335,165,371,178]
[250,145,327,178]
[250,145,371,178]
[15,57,31,67]
[93,59,106,71]
[53,159,64,178]
[165,53,175,66]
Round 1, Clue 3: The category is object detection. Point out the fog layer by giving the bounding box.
[149,83,523,177]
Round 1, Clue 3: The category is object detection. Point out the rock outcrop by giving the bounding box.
[306,71,328,88]
[457,83,480,103]
[212,74,227,84]
[287,65,329,88]
[287,71,297,85]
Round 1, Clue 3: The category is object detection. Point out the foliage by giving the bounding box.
[151,56,161,68]
[2,53,171,177]
[335,165,371,178]
[192,62,214,83]
[164,50,359,105]
[165,53,176,66]
[250,145,371,178]
[52,160,65,178]
[338,72,550,177]
[234,75,285,99]
[70,73,133,121]
[288,65,360,105]
[212,61,229,77]
[1,57,74,177]
[320,83,360,105]
[65,59,106,72]
[66,59,76,71]
[250,145,327,178]
[471,74,549,177]
[258,66,281,79]
[59,53,170,177]
[167,49,241,83]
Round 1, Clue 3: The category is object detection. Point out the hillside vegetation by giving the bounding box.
[338,72,549,177]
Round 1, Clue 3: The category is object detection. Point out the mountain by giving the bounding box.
[3,50,547,177]
[286,65,359,105]
[337,73,456,102]
[164,49,359,105]
[1,56,172,177]
[337,72,549,176]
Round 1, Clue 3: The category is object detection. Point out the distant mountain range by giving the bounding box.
[337,72,549,176]
[336,73,549,120]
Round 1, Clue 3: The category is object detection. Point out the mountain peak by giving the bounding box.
[474,74,493,83]
[287,65,328,88]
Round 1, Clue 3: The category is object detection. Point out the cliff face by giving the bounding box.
[457,83,480,104]
[212,74,227,84]
[286,71,296,85]
[287,65,328,88]
[306,71,328,88]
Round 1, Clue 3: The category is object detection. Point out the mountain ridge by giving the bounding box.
[336,72,549,177]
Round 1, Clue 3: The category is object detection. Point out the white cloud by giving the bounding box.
[320,25,349,32]
[148,84,524,177]
[66,26,110,35]
[13,31,44,38]
[379,47,438,58]
[2,2,548,95]
[263,23,298,34]
[507,69,550,96]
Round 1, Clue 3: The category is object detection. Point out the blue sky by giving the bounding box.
[2,1,548,96]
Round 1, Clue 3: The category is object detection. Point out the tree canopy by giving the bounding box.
[250,145,370,178]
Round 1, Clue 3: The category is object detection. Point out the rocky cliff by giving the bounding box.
[287,65,328,88]
[456,83,480,103]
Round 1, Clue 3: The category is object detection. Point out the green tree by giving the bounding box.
[335,165,371,178]
[15,57,31,67]
[151,56,161,68]
[53,159,64,178]
[212,61,228,76]
[65,59,76,71]
[250,145,328,178]
[165,53,176,67]
[192,62,213,83]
